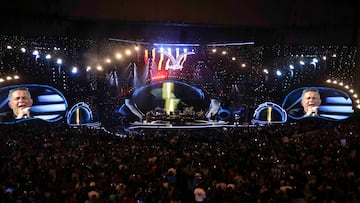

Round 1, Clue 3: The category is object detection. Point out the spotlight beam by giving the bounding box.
[108,38,150,45]
[207,42,255,46]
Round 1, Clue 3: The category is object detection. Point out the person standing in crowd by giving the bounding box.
[0,87,33,121]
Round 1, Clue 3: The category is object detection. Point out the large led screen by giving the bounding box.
[0,84,68,124]
[282,86,355,121]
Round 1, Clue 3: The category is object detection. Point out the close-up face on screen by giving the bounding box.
[282,87,355,121]
[0,84,68,124]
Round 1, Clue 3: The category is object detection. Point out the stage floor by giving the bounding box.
[127,120,249,130]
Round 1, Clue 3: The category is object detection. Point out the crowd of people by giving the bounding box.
[1,116,360,202]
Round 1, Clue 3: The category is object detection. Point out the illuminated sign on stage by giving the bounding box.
[252,102,287,125]
[158,50,195,70]
[67,102,93,126]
